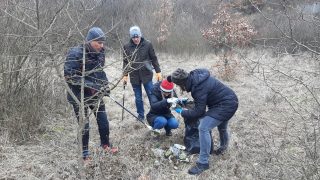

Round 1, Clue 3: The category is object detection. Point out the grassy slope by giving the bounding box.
[0,50,319,179]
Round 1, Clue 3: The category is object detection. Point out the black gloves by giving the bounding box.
[101,85,111,96]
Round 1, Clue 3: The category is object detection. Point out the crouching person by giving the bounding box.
[146,79,179,136]
[168,68,238,175]
[64,27,118,161]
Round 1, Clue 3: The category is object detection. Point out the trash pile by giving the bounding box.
[151,144,190,167]
[164,144,189,162]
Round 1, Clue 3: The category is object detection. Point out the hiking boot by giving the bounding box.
[188,162,209,175]
[102,144,119,154]
[165,130,172,136]
[214,146,227,155]
[82,150,90,159]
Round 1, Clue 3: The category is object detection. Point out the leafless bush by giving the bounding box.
[215,2,320,176]
[239,51,320,179]
[238,1,320,174]
[251,0,320,54]
[0,0,104,143]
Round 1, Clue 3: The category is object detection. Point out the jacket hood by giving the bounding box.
[186,69,210,92]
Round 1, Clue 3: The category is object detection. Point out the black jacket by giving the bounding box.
[181,69,238,122]
[146,81,176,126]
[123,38,161,85]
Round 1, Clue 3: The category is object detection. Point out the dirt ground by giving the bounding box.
[0,50,319,179]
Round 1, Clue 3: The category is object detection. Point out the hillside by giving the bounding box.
[1,51,319,180]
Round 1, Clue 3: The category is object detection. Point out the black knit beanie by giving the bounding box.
[169,68,189,86]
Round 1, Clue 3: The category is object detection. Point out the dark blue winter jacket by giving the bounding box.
[181,69,238,122]
[146,81,177,125]
[64,44,109,103]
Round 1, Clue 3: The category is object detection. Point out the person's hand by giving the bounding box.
[167,97,179,104]
[101,85,111,96]
[156,73,162,81]
[122,76,128,85]
[174,107,183,114]
[178,97,188,105]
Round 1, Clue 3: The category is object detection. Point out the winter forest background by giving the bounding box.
[0,0,319,179]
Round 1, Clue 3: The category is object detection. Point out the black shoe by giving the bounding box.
[165,131,172,136]
[188,163,209,175]
[214,146,227,155]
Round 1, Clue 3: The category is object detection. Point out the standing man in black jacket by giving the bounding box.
[168,68,238,175]
[122,26,162,121]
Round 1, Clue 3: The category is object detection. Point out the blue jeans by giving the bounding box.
[153,116,179,132]
[198,116,229,164]
[70,99,110,156]
[132,81,153,119]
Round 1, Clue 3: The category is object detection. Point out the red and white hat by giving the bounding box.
[160,79,174,92]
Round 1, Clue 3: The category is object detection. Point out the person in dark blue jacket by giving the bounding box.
[168,68,238,175]
[64,27,118,161]
[146,79,179,136]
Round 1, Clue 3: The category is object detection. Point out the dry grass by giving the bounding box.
[0,51,319,179]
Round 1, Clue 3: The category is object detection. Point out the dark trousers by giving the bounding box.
[71,99,110,153]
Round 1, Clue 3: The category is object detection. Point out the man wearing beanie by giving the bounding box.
[64,27,118,162]
[168,68,238,175]
[146,79,179,136]
[122,25,162,121]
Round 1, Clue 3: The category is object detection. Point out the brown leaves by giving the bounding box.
[201,5,257,48]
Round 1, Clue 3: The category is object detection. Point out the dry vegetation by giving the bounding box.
[0,0,319,179]
[1,52,319,179]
